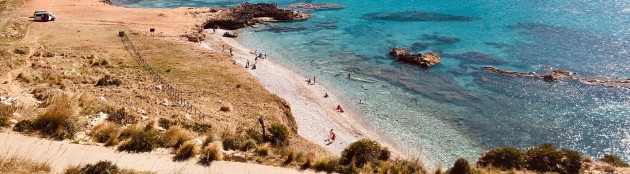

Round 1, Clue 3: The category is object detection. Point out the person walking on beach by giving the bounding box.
[313,76,316,84]
[325,129,336,144]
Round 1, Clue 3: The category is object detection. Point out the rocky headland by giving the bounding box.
[203,3,309,30]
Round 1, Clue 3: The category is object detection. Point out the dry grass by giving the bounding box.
[199,143,223,166]
[117,124,161,153]
[173,141,199,161]
[91,122,121,146]
[0,156,51,174]
[255,143,271,156]
[160,126,191,149]
[32,93,80,140]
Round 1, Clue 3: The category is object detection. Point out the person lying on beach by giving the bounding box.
[307,79,312,85]
[335,105,344,113]
[324,129,336,143]
[252,64,257,70]
[324,92,329,98]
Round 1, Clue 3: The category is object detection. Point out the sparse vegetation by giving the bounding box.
[13,120,32,132]
[283,150,295,165]
[221,133,242,151]
[448,158,473,174]
[0,156,51,174]
[255,143,270,156]
[106,108,138,125]
[91,122,121,146]
[267,123,289,146]
[117,124,161,153]
[32,93,79,140]
[477,146,526,170]
[601,154,629,167]
[65,160,120,174]
[0,115,9,127]
[96,75,122,87]
[340,139,390,167]
[199,143,223,166]
[526,143,582,174]
[159,126,191,149]
[173,141,198,161]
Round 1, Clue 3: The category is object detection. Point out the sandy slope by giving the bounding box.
[0,131,317,174]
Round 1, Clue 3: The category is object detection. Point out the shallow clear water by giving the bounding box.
[116,0,630,166]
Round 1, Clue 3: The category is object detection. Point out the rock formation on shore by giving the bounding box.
[203,3,309,30]
[390,48,441,67]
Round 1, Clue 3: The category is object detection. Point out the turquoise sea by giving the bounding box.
[114,0,630,166]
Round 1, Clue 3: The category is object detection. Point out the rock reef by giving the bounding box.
[484,66,630,90]
[288,3,345,11]
[203,3,309,30]
[390,48,441,67]
[363,11,477,22]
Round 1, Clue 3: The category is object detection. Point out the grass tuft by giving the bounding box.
[0,156,51,174]
[173,141,199,161]
[254,143,270,156]
[199,143,223,166]
[160,126,191,149]
[32,93,79,140]
[117,124,160,153]
[91,122,121,146]
[107,108,138,125]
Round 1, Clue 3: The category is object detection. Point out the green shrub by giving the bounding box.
[68,160,120,174]
[32,94,79,140]
[221,134,242,151]
[341,139,390,167]
[245,128,263,143]
[477,147,526,170]
[159,126,191,149]
[267,123,289,146]
[525,143,582,174]
[601,154,629,167]
[240,139,256,151]
[106,108,138,125]
[117,125,160,153]
[174,141,198,161]
[13,120,32,132]
[378,159,426,174]
[0,116,9,127]
[313,158,341,173]
[199,144,222,166]
[448,158,472,174]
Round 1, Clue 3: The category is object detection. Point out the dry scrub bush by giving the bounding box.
[96,75,122,87]
[117,124,161,153]
[78,94,115,116]
[601,154,629,167]
[221,132,243,151]
[340,139,390,167]
[477,146,526,170]
[283,150,295,165]
[107,108,138,125]
[13,120,32,132]
[377,159,426,174]
[448,158,473,174]
[267,123,289,146]
[199,143,223,166]
[91,122,121,146]
[64,160,119,174]
[32,93,80,140]
[0,104,18,127]
[255,143,270,156]
[0,156,51,174]
[160,126,191,149]
[173,141,199,161]
[15,72,32,83]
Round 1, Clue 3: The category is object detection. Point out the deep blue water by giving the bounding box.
[115,0,630,166]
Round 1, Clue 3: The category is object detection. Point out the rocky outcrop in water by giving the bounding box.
[363,11,477,22]
[484,66,630,89]
[288,3,345,11]
[203,3,309,30]
[390,48,441,67]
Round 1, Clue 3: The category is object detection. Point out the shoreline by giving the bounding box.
[202,28,410,159]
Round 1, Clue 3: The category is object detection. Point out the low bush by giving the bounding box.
[13,120,32,132]
[0,156,51,173]
[221,133,242,151]
[32,93,79,140]
[255,143,270,156]
[601,154,629,167]
[283,151,295,165]
[159,126,191,149]
[106,108,138,125]
[313,158,341,173]
[66,160,119,174]
[199,143,222,166]
[245,128,263,143]
[267,123,289,146]
[91,122,120,146]
[340,139,390,167]
[525,143,582,174]
[240,139,256,151]
[117,125,161,153]
[477,147,526,170]
[95,75,122,87]
[174,141,199,161]
[378,159,425,174]
[448,158,473,174]
[300,158,312,170]
[0,116,9,127]
[157,118,212,133]
[219,106,230,112]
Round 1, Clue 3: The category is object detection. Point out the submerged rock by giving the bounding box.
[363,11,477,22]
[288,3,345,11]
[410,42,430,51]
[420,34,461,44]
[390,48,441,67]
[444,51,507,65]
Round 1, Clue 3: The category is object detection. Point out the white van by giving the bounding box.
[33,11,56,22]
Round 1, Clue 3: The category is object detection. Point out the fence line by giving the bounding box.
[119,31,208,120]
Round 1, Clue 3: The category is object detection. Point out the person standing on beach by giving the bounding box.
[313,76,316,84]
[222,45,225,51]
[246,60,250,68]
